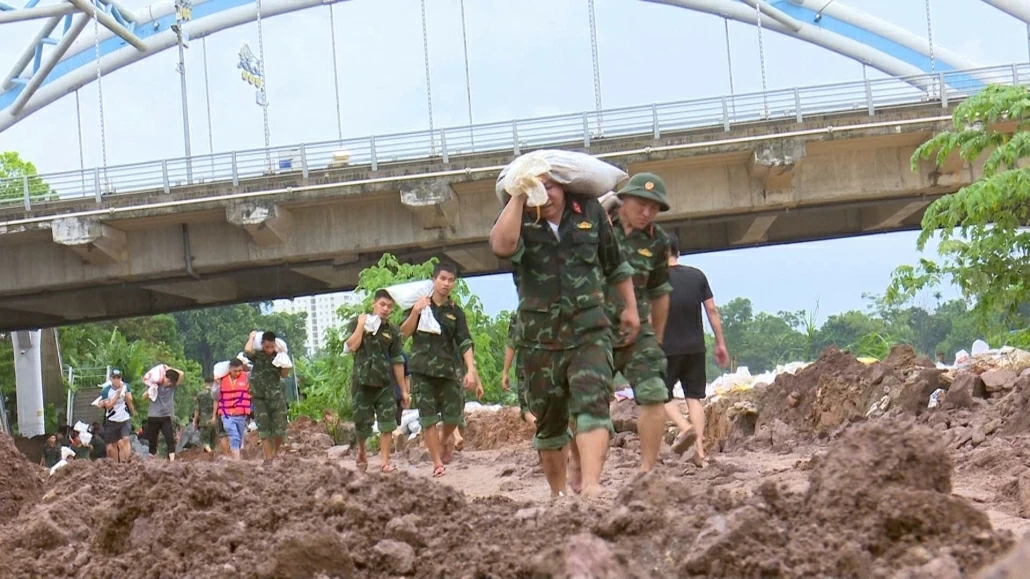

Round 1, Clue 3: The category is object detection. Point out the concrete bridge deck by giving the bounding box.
[0,104,974,330]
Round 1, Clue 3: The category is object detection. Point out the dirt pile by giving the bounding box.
[0,433,44,524]
[179,417,336,462]
[461,407,535,450]
[705,346,944,452]
[602,421,1012,577]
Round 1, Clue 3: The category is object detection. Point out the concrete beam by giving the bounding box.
[51,217,128,265]
[289,263,361,288]
[144,278,241,305]
[863,200,930,231]
[729,215,778,246]
[226,201,295,246]
[444,246,497,272]
[750,141,806,201]
[401,180,459,230]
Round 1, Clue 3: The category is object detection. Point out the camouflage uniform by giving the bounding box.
[506,314,530,415]
[249,352,288,440]
[408,299,473,428]
[502,194,633,450]
[347,316,404,439]
[194,389,223,448]
[607,178,673,405]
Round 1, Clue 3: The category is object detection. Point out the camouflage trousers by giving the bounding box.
[252,395,288,440]
[613,330,669,406]
[513,354,530,416]
[412,374,464,427]
[521,331,614,451]
[198,419,223,448]
[353,384,398,440]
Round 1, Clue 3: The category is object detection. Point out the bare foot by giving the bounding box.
[672,429,697,455]
[432,464,446,478]
[567,455,583,494]
[441,442,454,465]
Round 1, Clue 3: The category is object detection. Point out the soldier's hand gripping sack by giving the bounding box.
[495,150,628,207]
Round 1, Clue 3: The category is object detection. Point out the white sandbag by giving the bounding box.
[385,280,433,310]
[143,364,166,401]
[495,150,629,207]
[599,190,621,212]
[385,280,442,335]
[971,339,990,356]
[213,360,231,380]
[79,431,92,445]
[73,421,90,434]
[272,352,293,369]
[249,331,289,354]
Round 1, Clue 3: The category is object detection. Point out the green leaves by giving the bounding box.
[889,84,1030,348]
[0,151,53,202]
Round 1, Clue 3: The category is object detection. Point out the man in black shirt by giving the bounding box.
[661,234,728,464]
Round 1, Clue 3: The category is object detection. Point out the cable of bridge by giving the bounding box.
[0,113,953,230]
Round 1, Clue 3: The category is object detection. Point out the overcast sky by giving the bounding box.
[1,0,1026,322]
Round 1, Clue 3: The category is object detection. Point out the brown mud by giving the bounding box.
[3,345,1030,577]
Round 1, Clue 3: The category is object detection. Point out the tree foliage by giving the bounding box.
[886,85,1030,346]
[0,151,53,202]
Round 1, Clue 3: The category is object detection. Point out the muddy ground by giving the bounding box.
[3,346,1030,578]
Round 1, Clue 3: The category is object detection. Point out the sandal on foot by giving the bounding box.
[381,463,397,473]
[356,459,368,472]
[432,465,446,478]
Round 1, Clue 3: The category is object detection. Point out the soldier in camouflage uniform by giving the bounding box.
[344,289,409,472]
[192,381,224,453]
[400,262,480,478]
[608,172,674,473]
[502,313,535,424]
[490,174,641,498]
[244,331,291,462]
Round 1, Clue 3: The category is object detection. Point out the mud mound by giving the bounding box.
[0,433,44,524]
[706,346,946,453]
[0,457,598,578]
[462,408,535,450]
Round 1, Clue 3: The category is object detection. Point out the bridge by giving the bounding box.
[0,62,1021,330]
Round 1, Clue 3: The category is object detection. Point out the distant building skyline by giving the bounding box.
[273,292,361,355]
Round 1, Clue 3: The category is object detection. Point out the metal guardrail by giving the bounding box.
[4,63,1029,211]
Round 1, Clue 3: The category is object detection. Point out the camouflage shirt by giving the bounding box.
[606,214,673,330]
[504,194,633,350]
[195,389,215,422]
[249,351,284,400]
[407,299,473,379]
[347,316,404,387]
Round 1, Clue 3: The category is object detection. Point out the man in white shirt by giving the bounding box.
[100,369,136,463]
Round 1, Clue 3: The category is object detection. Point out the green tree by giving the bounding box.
[887,84,1030,346]
[257,310,309,358]
[0,151,52,203]
[174,304,263,376]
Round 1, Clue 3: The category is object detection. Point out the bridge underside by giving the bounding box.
[0,105,972,330]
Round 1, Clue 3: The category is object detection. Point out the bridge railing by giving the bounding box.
[3,62,1028,211]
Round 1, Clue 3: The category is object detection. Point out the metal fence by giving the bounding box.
[4,62,1028,211]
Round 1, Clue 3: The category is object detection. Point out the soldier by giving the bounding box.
[244,331,291,463]
[345,290,409,473]
[490,175,640,498]
[607,172,674,473]
[501,313,535,424]
[400,262,481,478]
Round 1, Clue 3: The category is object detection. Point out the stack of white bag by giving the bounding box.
[248,331,293,369]
[495,149,628,206]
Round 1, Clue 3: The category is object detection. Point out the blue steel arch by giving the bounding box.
[0,0,996,133]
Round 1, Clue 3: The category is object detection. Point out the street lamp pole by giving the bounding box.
[173,0,193,183]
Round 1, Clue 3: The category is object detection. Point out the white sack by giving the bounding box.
[495,150,628,207]
[143,364,166,401]
[249,331,289,354]
[272,352,293,369]
[385,280,442,335]
[213,361,231,380]
[343,315,383,354]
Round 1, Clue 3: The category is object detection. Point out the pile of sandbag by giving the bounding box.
[706,361,810,399]
[942,340,1030,384]
[495,149,628,206]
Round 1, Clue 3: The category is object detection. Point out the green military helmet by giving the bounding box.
[616,172,670,212]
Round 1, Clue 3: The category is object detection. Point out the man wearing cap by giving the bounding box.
[489,174,640,498]
[605,172,674,473]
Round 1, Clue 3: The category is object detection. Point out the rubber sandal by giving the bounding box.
[381,463,396,473]
[432,465,446,478]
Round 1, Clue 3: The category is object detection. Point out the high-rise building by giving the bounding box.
[272,292,362,356]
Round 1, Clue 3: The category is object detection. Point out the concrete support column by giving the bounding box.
[51,217,128,265]
[13,330,45,437]
[400,180,459,230]
[227,201,295,246]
